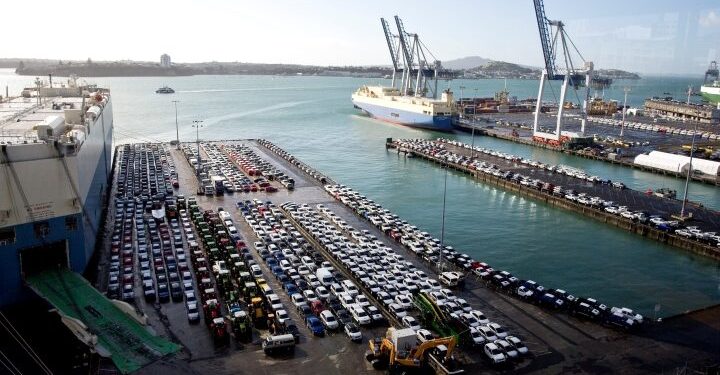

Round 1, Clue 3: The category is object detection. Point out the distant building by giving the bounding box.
[160,54,171,68]
[644,98,720,124]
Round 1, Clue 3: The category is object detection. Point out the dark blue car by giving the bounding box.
[285,283,299,295]
[305,316,325,336]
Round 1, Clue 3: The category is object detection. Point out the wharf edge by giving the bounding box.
[386,139,720,261]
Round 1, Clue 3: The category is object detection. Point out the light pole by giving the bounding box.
[172,100,180,149]
[679,116,698,219]
[470,105,477,158]
[620,87,630,139]
[438,161,449,272]
[192,120,204,176]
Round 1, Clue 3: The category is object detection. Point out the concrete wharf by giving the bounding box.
[387,138,720,260]
[92,139,720,374]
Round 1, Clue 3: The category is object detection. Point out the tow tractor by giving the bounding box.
[210,317,230,346]
[203,299,222,326]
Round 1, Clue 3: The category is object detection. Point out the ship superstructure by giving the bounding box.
[351,16,457,131]
[0,79,113,306]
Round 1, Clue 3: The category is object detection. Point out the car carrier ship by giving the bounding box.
[701,61,720,104]
[0,78,113,306]
[351,85,456,130]
[351,16,457,131]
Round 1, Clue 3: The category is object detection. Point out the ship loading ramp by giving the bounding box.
[25,269,181,374]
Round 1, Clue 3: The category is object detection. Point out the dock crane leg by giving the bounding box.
[533,70,547,134]
[555,74,570,141]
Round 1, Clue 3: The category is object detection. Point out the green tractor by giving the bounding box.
[228,303,252,342]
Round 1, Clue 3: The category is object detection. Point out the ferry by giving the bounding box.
[156,85,175,94]
[351,86,456,131]
[0,79,113,306]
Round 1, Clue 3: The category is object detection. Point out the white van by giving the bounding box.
[439,272,462,287]
[316,267,334,286]
[262,334,296,355]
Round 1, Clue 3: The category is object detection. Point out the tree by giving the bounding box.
[87,57,92,65]
[58,60,63,65]
[17,60,25,70]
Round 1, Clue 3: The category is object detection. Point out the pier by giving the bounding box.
[85,139,720,374]
[386,138,720,260]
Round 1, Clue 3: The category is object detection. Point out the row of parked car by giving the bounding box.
[324,183,646,333]
[221,143,294,190]
[281,201,529,365]
[588,116,720,141]
[258,139,332,185]
[115,144,178,199]
[407,139,720,248]
[108,145,197,317]
[250,141,537,364]
[438,138,608,183]
[238,199,374,342]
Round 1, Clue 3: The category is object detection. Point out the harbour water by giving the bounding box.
[2,70,718,317]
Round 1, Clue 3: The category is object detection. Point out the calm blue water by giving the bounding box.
[2,70,719,317]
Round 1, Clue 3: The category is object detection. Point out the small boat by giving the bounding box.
[156,86,175,94]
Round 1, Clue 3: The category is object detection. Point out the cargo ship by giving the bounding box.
[352,16,457,131]
[0,79,113,307]
[351,85,456,131]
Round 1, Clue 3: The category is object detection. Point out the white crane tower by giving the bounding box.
[533,0,594,144]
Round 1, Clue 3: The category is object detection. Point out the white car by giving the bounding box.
[416,329,434,343]
[470,310,490,324]
[275,309,290,325]
[267,294,284,311]
[319,310,339,330]
[186,302,200,323]
[344,322,362,342]
[401,316,421,331]
[478,326,497,342]
[389,303,407,318]
[484,343,506,364]
[611,306,644,324]
[291,293,307,309]
[486,322,508,339]
[395,294,413,309]
[455,298,472,313]
[303,289,319,303]
[469,327,486,346]
[505,336,529,356]
[494,339,518,359]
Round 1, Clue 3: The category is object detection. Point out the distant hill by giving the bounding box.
[442,56,493,70]
[595,69,640,80]
[463,61,540,79]
[456,59,640,80]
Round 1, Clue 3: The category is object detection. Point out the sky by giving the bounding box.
[3,0,719,75]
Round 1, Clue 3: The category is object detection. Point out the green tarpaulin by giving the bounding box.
[26,270,181,374]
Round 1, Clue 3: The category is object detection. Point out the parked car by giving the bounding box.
[305,316,325,336]
[344,322,362,342]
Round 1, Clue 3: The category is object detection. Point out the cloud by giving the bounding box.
[699,10,720,28]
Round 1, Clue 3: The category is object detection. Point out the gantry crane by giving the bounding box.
[378,16,445,99]
[532,0,593,142]
[381,17,403,88]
